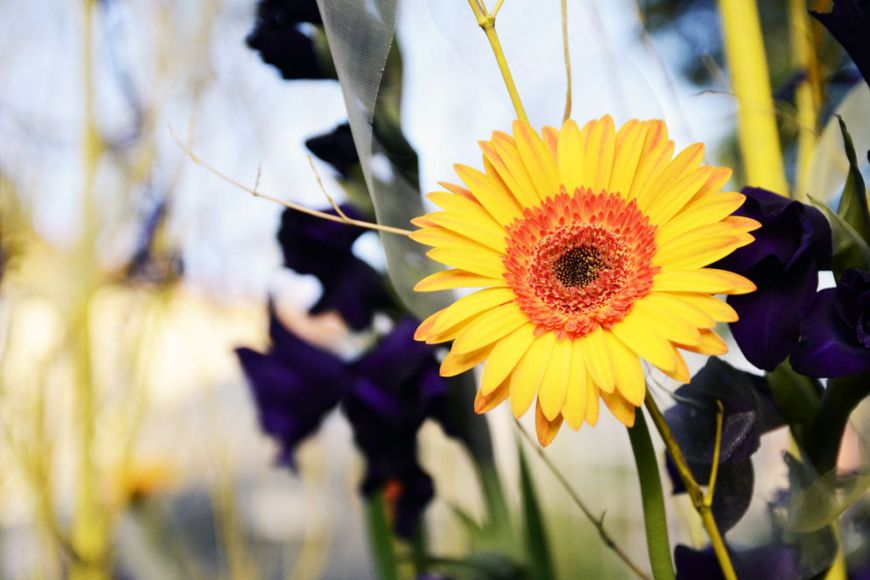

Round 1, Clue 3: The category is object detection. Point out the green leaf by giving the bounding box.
[766,362,823,448]
[628,410,675,580]
[788,469,870,533]
[365,494,399,580]
[834,116,870,245]
[808,195,870,278]
[518,443,556,580]
[804,373,870,474]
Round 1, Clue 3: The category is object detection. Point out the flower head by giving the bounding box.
[412,116,758,445]
[714,187,832,370]
[236,307,348,468]
[278,205,394,330]
[811,0,870,88]
[791,268,870,377]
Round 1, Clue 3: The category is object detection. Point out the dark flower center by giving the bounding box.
[553,245,605,287]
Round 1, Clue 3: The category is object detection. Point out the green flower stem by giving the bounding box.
[514,420,650,579]
[644,395,737,580]
[466,0,530,123]
[365,493,400,580]
[628,410,675,580]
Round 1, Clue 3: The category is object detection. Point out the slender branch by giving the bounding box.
[644,395,737,580]
[513,419,651,580]
[307,155,348,220]
[169,126,413,237]
[705,401,725,504]
[466,2,529,122]
[491,0,506,17]
[560,0,572,122]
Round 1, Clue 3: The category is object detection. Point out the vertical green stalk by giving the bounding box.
[69,1,108,577]
[365,494,399,580]
[627,411,675,580]
[718,0,789,194]
[789,0,818,200]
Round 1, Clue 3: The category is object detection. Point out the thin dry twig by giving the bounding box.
[513,419,651,580]
[307,155,348,220]
[168,126,413,238]
[561,0,572,122]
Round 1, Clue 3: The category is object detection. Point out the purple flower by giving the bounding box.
[343,318,450,537]
[791,268,870,377]
[305,123,359,179]
[714,187,832,370]
[811,0,870,88]
[278,205,394,331]
[235,307,348,468]
[237,315,449,537]
[245,0,333,81]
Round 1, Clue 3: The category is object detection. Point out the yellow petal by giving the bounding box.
[454,164,523,225]
[601,389,637,427]
[677,329,728,355]
[510,332,557,417]
[475,380,510,413]
[609,119,646,198]
[659,347,690,383]
[603,331,646,406]
[670,293,739,322]
[480,138,540,208]
[645,292,716,329]
[535,399,564,446]
[425,210,506,253]
[451,302,529,354]
[628,138,675,202]
[632,296,703,345]
[414,269,507,292]
[646,166,716,226]
[440,344,492,377]
[652,268,756,296]
[585,378,600,426]
[541,125,559,157]
[513,120,561,201]
[653,233,746,270]
[583,329,615,393]
[538,338,572,420]
[427,245,505,279]
[480,324,537,395]
[563,339,589,430]
[557,119,586,194]
[662,191,745,241]
[610,309,677,374]
[430,287,516,336]
[584,115,616,194]
[638,142,705,210]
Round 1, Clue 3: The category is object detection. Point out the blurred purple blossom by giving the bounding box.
[714,187,832,370]
[811,0,870,88]
[792,268,870,377]
[278,205,394,331]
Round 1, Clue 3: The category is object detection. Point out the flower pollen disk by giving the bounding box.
[504,188,659,339]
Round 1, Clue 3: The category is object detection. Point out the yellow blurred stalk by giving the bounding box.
[789,0,820,200]
[718,0,790,195]
[69,0,109,577]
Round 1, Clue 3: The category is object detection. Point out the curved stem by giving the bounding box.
[644,395,737,580]
[561,0,572,122]
[514,420,650,579]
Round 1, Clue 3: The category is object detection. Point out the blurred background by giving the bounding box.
[0,0,867,578]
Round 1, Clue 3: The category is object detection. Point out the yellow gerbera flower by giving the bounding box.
[411,116,759,446]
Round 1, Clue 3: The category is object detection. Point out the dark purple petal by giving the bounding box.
[236,310,348,468]
[278,206,393,330]
[811,0,870,88]
[792,288,870,377]
[727,259,820,370]
[305,123,359,179]
[246,0,331,81]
